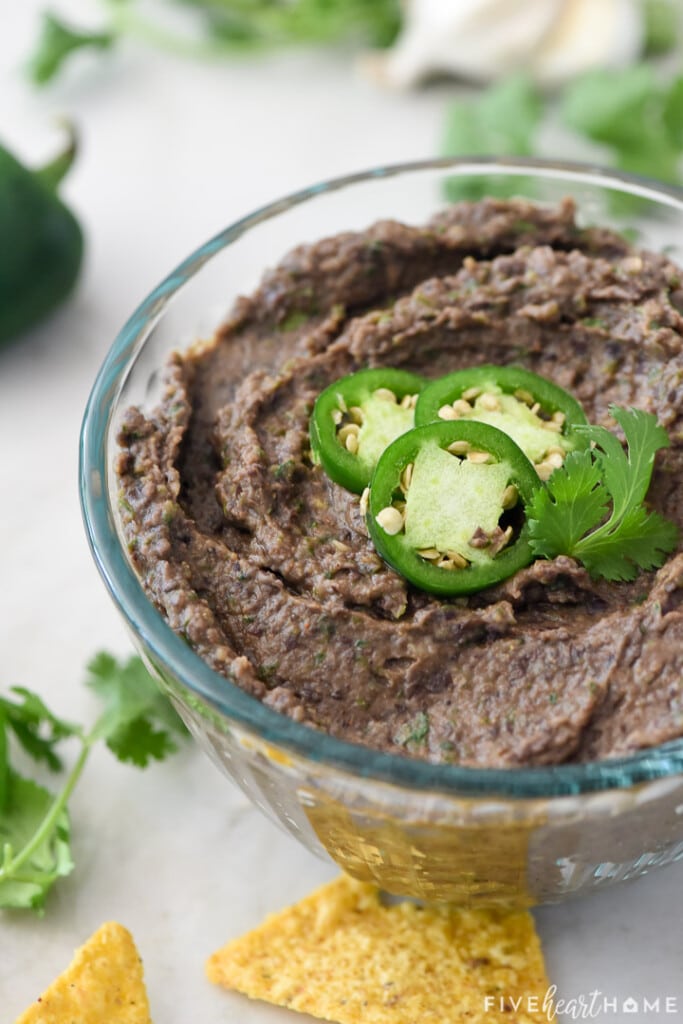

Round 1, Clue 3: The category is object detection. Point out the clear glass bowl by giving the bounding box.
[80,158,683,907]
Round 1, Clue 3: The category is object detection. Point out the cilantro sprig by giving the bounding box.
[28,1,402,84]
[442,61,683,201]
[0,653,187,912]
[528,406,678,581]
[562,64,683,186]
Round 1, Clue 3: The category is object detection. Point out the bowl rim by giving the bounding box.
[80,155,683,799]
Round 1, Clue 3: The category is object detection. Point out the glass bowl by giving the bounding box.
[80,158,683,907]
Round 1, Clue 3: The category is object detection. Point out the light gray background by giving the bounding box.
[2,3,682,1020]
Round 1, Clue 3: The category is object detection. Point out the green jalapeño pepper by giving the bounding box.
[310,367,427,493]
[414,365,587,481]
[367,421,542,595]
[0,128,83,345]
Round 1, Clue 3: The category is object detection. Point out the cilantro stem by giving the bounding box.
[4,869,62,886]
[104,2,226,61]
[0,737,91,882]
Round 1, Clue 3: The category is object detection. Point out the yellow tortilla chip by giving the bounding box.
[14,921,152,1024]
[206,874,553,1023]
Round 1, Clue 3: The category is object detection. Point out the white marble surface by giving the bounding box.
[1,3,682,1021]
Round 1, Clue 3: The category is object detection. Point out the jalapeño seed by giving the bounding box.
[447,440,471,455]
[452,398,473,416]
[479,392,501,412]
[467,450,491,464]
[376,506,404,534]
[502,484,519,509]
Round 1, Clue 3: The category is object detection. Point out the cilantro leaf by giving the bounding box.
[0,688,80,774]
[442,75,542,201]
[443,75,541,159]
[643,0,679,56]
[526,449,608,558]
[577,505,679,582]
[581,406,671,519]
[439,61,683,214]
[0,773,73,912]
[528,406,678,581]
[663,76,683,148]
[562,66,662,152]
[86,652,186,765]
[561,66,683,188]
[197,0,402,48]
[105,716,179,768]
[28,11,115,86]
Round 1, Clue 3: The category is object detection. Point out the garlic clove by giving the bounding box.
[361,0,645,90]
[531,0,642,87]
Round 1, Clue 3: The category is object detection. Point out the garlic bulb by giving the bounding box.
[364,0,644,89]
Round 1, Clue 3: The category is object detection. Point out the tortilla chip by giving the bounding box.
[206,874,553,1023]
[14,921,152,1024]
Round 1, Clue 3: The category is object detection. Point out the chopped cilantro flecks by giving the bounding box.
[279,311,310,333]
[395,711,430,747]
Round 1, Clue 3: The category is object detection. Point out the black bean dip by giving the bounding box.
[116,198,683,767]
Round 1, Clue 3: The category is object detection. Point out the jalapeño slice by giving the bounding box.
[367,421,541,596]
[414,365,587,480]
[310,367,427,493]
